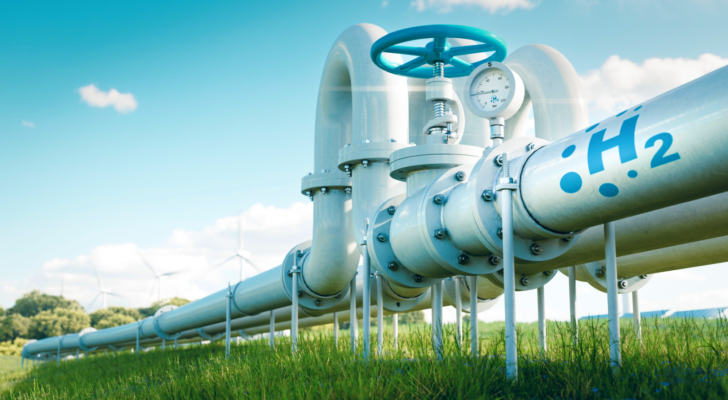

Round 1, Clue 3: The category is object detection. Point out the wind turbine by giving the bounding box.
[211,213,262,281]
[87,264,123,310]
[137,251,186,303]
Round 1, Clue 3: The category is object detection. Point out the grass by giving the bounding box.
[1,317,727,399]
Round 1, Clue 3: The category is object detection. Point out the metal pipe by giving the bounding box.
[362,237,371,361]
[291,268,299,354]
[632,290,642,342]
[569,266,577,344]
[349,276,358,354]
[431,282,443,361]
[225,283,232,359]
[538,286,546,354]
[454,277,462,349]
[392,314,398,350]
[500,153,518,380]
[269,310,275,349]
[605,222,621,368]
[469,275,478,357]
[376,273,383,356]
[333,312,338,347]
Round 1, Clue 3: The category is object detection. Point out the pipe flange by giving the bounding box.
[281,241,350,310]
[483,267,557,291]
[196,328,225,341]
[300,172,352,195]
[153,318,183,340]
[77,327,98,352]
[20,339,38,359]
[419,165,502,276]
[369,275,428,312]
[368,194,439,288]
[572,262,652,294]
[443,277,500,314]
[469,137,579,263]
[337,141,410,172]
[389,144,483,181]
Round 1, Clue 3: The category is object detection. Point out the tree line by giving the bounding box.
[0,290,190,342]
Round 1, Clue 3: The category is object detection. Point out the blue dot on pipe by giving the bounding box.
[560,172,582,194]
[617,110,628,117]
[628,170,638,178]
[634,105,642,111]
[599,183,619,197]
[586,123,599,132]
[562,145,576,158]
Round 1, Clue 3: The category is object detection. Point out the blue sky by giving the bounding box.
[1,0,727,319]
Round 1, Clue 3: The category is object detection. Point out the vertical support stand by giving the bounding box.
[57,337,61,366]
[497,153,518,380]
[393,314,398,351]
[538,286,547,354]
[622,292,631,316]
[333,312,339,347]
[269,310,275,349]
[432,281,443,361]
[349,276,358,355]
[162,339,165,350]
[291,251,302,355]
[454,277,462,349]
[376,273,383,357]
[225,283,232,359]
[569,266,578,345]
[469,275,478,357]
[76,349,79,361]
[605,221,622,369]
[632,290,642,342]
[174,338,178,350]
[362,221,371,361]
[136,320,141,356]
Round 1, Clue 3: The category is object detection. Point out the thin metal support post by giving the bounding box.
[632,290,642,342]
[269,309,275,349]
[349,275,358,355]
[393,314,398,350]
[569,266,578,345]
[174,338,178,350]
[376,272,383,357]
[291,251,302,355]
[498,152,518,380]
[162,339,165,350]
[104,349,107,357]
[362,222,371,361]
[333,312,339,347]
[136,320,141,356]
[225,282,232,359]
[432,281,443,361]
[469,275,478,357]
[538,286,547,354]
[605,221,622,369]
[57,338,61,366]
[76,349,79,361]
[454,277,463,349]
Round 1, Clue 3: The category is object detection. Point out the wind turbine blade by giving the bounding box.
[137,251,158,276]
[161,270,185,277]
[87,292,101,310]
[148,279,158,302]
[107,292,126,299]
[92,264,103,290]
[210,255,236,270]
[241,256,263,272]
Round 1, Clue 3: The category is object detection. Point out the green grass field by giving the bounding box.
[1,318,727,399]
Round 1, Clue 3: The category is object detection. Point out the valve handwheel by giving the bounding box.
[370,24,507,78]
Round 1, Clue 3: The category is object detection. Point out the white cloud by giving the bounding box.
[4,202,313,312]
[382,0,389,7]
[21,120,35,128]
[410,0,536,13]
[581,53,728,121]
[78,84,138,113]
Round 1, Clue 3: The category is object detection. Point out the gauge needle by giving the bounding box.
[471,90,498,96]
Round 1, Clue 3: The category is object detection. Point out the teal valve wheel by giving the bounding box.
[371,24,507,79]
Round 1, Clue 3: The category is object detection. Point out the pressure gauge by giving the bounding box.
[462,61,525,120]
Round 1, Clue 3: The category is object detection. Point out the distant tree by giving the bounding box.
[0,314,31,341]
[89,307,141,328]
[137,297,191,318]
[0,302,4,316]
[9,290,82,318]
[28,308,90,339]
[95,314,136,329]
[398,310,425,325]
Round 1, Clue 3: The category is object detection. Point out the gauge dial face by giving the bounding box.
[470,69,512,114]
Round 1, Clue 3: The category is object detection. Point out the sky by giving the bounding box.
[1,0,727,323]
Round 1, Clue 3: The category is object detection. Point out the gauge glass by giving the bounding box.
[470,69,512,114]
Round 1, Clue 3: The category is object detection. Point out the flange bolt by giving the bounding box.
[455,171,466,181]
[543,270,553,276]
[434,229,446,239]
[497,227,503,239]
[388,261,399,271]
[387,206,397,215]
[530,243,544,255]
[497,269,504,276]
[433,194,445,204]
[618,280,629,289]
[297,291,303,297]
[495,154,504,167]
[595,268,605,278]
[639,274,649,280]
[561,236,573,242]
[526,142,536,151]
[489,255,501,266]
[458,254,470,265]
[296,250,304,257]
[481,190,495,202]
[414,274,424,283]
[315,299,321,306]
[520,277,530,286]
[377,233,388,243]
